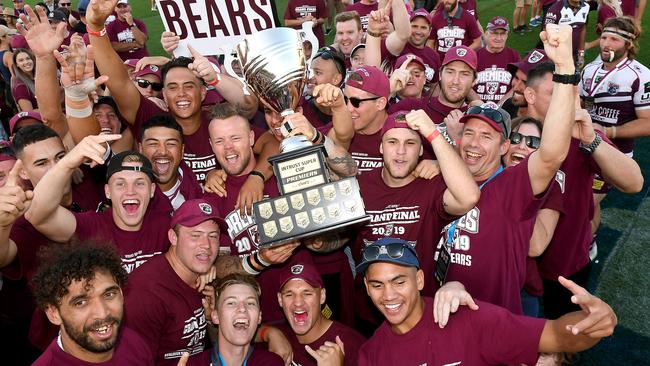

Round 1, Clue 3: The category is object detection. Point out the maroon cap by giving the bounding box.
[381,111,414,137]
[345,66,390,100]
[170,199,228,231]
[279,263,324,290]
[507,49,548,76]
[10,34,27,50]
[9,111,43,135]
[442,46,477,71]
[459,102,512,139]
[487,16,509,31]
[133,64,161,79]
[395,53,425,70]
[410,8,431,24]
[123,59,139,69]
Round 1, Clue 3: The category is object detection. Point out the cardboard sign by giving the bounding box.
[156,0,277,57]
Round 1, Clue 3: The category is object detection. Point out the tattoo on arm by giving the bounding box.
[327,155,358,177]
[312,233,349,253]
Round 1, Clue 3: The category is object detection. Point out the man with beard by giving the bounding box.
[474,17,520,103]
[352,110,479,329]
[366,2,440,83]
[123,199,227,365]
[139,115,202,211]
[502,49,549,118]
[390,46,477,144]
[86,0,259,183]
[428,0,482,60]
[277,263,365,365]
[31,243,154,365]
[204,274,284,365]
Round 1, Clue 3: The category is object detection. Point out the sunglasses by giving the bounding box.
[362,241,416,262]
[59,2,72,6]
[344,95,380,108]
[466,105,509,137]
[510,132,540,149]
[136,79,163,91]
[314,47,346,76]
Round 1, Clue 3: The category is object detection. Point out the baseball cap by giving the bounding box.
[381,111,413,137]
[9,111,43,135]
[442,46,478,71]
[10,34,27,49]
[395,53,425,70]
[356,238,420,275]
[117,0,129,5]
[410,8,431,24]
[132,64,161,79]
[123,59,139,69]
[278,263,324,290]
[487,16,509,31]
[170,199,228,231]
[0,25,17,38]
[507,49,548,76]
[106,151,156,182]
[48,9,67,23]
[350,43,366,59]
[345,66,390,100]
[459,102,512,139]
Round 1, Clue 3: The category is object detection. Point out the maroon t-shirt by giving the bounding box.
[321,124,383,174]
[162,161,204,211]
[390,96,467,125]
[474,47,520,103]
[300,96,332,128]
[285,0,328,47]
[538,138,606,280]
[345,2,378,32]
[12,78,38,109]
[134,95,217,184]
[124,255,211,366]
[380,41,442,83]
[429,7,482,60]
[73,207,171,273]
[278,320,366,366]
[544,1,590,56]
[32,328,154,366]
[436,160,553,314]
[620,0,637,16]
[355,169,456,325]
[596,4,617,34]
[358,297,545,366]
[105,18,149,61]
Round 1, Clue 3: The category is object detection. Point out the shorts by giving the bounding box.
[516,0,533,7]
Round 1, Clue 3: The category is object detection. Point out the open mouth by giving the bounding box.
[176,100,191,110]
[90,322,115,340]
[233,318,250,330]
[292,309,308,325]
[153,157,172,175]
[464,151,484,164]
[383,302,402,314]
[510,153,526,165]
[122,199,140,215]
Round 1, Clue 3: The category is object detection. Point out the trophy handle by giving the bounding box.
[300,21,320,74]
[223,51,250,95]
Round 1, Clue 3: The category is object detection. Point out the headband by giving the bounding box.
[602,27,636,42]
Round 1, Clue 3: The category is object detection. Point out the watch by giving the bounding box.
[579,133,602,154]
[552,72,580,85]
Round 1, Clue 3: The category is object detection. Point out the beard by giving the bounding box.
[445,0,458,12]
[62,316,121,354]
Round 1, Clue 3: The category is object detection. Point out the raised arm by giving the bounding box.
[406,110,480,215]
[25,134,120,242]
[527,24,575,195]
[0,161,32,268]
[86,0,142,123]
[313,83,354,148]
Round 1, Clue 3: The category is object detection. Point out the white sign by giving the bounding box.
[156,0,277,57]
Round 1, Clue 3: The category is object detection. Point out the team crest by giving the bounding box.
[425,65,435,81]
[607,82,619,95]
[291,265,304,274]
[384,224,394,236]
[445,38,455,47]
[528,50,544,64]
[199,203,213,214]
[247,225,260,247]
[456,48,467,57]
[482,101,499,110]
[149,65,159,72]
[486,82,499,95]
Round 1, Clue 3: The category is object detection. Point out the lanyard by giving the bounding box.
[214,345,254,366]
[445,166,503,246]
[586,57,628,97]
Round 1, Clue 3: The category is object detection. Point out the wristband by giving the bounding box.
[65,103,93,118]
[87,27,106,37]
[611,126,617,139]
[242,255,261,275]
[426,128,441,143]
[366,29,382,38]
[207,72,221,87]
[311,129,324,144]
[258,324,270,342]
[250,170,265,181]
[579,133,602,155]
[255,251,271,267]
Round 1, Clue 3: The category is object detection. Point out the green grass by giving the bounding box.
[13,0,650,364]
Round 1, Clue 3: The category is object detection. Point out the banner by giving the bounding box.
[156,0,277,57]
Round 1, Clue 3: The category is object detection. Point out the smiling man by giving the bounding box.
[31,243,154,365]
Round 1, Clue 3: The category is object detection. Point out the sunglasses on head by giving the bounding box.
[344,95,380,108]
[136,79,163,91]
[314,47,346,76]
[510,132,540,149]
[466,105,509,136]
[362,241,416,262]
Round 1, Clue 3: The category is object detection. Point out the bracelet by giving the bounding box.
[311,129,324,144]
[366,29,382,38]
[242,255,261,275]
[579,133,602,155]
[426,128,441,143]
[87,27,107,37]
[258,324,270,342]
[249,170,265,181]
[207,72,221,87]
[611,126,617,139]
[255,251,271,267]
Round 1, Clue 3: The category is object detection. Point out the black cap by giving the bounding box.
[48,9,67,23]
[106,151,156,182]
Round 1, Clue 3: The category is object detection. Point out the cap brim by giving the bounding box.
[459,114,504,133]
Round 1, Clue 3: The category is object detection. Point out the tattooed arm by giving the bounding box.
[325,138,358,177]
[304,232,349,253]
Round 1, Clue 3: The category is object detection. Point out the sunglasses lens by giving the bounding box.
[510,132,522,144]
[344,96,360,108]
[151,83,163,91]
[137,79,149,88]
[363,246,380,262]
[385,243,406,259]
[528,136,541,149]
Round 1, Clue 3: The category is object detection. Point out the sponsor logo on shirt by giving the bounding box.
[295,5,317,17]
[164,307,207,360]
[436,27,466,52]
[121,250,162,273]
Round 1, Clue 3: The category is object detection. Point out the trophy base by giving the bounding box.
[257,215,371,248]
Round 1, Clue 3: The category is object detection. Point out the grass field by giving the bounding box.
[13,0,650,364]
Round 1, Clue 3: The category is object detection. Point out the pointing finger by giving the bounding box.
[6,160,23,188]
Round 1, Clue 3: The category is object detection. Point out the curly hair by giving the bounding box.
[31,242,127,309]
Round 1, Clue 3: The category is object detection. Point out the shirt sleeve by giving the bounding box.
[135,19,148,35]
[11,80,32,103]
[467,16,482,40]
[633,72,650,110]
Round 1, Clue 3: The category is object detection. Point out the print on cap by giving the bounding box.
[291,264,304,274]
[199,202,213,214]
[482,101,499,110]
[456,48,468,57]
[150,65,159,72]
[528,50,545,63]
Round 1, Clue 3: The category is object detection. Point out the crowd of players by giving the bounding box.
[0,0,648,365]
